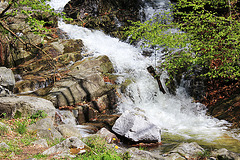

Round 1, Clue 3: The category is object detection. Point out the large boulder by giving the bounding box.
[112,109,161,143]
[0,96,56,119]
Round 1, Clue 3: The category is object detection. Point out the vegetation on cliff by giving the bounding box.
[126,0,240,81]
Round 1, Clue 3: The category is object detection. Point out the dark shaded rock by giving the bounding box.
[182,65,208,101]
[96,114,120,128]
[63,0,144,38]
[76,106,86,124]
[207,93,240,128]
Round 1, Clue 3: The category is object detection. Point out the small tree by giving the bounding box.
[126,0,240,81]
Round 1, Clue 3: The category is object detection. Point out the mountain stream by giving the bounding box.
[49,0,240,153]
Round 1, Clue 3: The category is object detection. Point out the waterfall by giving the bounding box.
[49,0,236,143]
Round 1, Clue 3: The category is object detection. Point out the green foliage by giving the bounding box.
[0,113,7,119]
[0,124,8,136]
[76,136,128,160]
[30,110,48,119]
[196,149,211,159]
[14,110,22,119]
[33,153,48,159]
[47,137,66,147]
[14,120,27,134]
[126,0,240,80]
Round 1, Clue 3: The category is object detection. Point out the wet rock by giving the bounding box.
[112,109,161,143]
[42,137,88,158]
[97,127,119,144]
[56,124,82,138]
[169,142,205,159]
[75,125,98,137]
[0,86,11,95]
[95,94,109,112]
[28,118,63,140]
[0,67,15,92]
[31,139,49,148]
[95,114,120,128]
[94,90,118,113]
[0,96,56,119]
[211,148,240,160]
[55,110,77,125]
[76,106,86,124]
[83,105,99,122]
[14,78,49,94]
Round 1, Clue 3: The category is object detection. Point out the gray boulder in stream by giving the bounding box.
[112,109,161,143]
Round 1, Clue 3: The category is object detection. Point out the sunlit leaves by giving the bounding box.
[126,0,240,80]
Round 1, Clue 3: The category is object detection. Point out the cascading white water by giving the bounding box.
[49,0,234,142]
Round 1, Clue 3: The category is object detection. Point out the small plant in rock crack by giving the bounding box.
[30,110,48,119]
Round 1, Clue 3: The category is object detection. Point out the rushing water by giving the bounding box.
[49,0,240,152]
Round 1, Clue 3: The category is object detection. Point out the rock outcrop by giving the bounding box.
[44,55,117,108]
